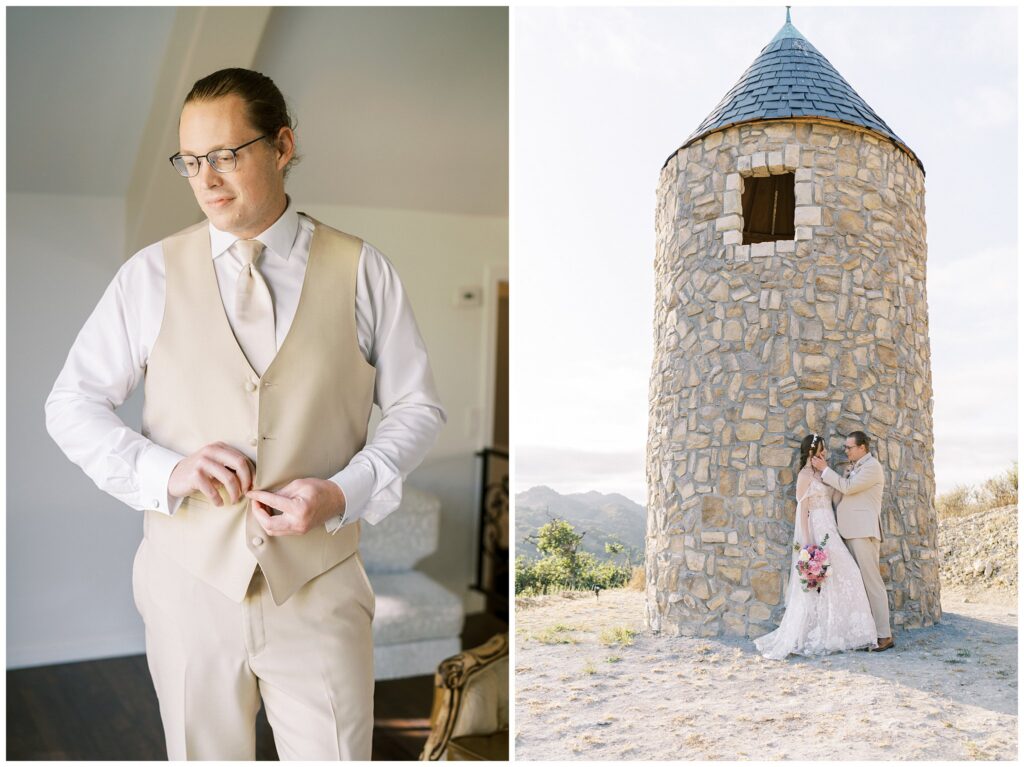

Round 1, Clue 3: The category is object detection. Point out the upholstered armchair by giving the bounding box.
[360,486,465,680]
[420,633,509,761]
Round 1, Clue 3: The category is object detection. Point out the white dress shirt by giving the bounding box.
[45,199,446,531]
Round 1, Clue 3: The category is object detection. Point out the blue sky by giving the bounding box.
[514,4,1017,504]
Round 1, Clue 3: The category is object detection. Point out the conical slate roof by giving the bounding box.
[676,13,923,173]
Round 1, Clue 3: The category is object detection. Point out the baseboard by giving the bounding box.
[6,630,146,670]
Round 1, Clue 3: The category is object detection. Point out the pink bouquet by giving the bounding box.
[793,534,831,592]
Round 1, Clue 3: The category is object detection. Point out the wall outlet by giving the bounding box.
[456,286,482,307]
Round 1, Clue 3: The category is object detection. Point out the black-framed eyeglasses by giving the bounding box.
[169,135,267,177]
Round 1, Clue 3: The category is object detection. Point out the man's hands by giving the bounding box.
[247,478,347,536]
[168,442,254,506]
[810,454,829,473]
[169,443,345,535]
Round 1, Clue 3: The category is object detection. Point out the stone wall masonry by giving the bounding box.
[648,120,938,639]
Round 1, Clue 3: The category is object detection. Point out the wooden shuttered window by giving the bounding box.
[741,172,795,244]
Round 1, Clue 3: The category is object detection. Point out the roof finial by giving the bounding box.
[786,6,792,24]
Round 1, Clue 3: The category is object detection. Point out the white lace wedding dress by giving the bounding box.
[754,467,878,659]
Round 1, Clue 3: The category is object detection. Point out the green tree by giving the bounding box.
[535,518,585,557]
[532,518,586,584]
[530,555,568,594]
[516,518,634,595]
[514,555,537,594]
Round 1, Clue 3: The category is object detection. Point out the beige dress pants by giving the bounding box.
[845,536,892,639]
[132,538,375,760]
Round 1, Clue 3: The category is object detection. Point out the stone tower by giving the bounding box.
[646,12,939,638]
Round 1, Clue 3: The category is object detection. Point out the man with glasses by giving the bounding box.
[45,68,446,758]
[811,430,893,651]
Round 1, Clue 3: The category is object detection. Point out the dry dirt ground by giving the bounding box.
[514,587,1017,760]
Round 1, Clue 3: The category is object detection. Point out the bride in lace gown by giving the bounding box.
[754,433,878,659]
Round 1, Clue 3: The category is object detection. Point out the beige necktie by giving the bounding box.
[233,239,276,376]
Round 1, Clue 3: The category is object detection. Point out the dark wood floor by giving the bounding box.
[7,612,507,761]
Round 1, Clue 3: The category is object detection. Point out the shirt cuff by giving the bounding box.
[326,462,376,533]
[138,443,187,515]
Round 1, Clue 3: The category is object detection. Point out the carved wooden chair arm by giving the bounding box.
[420,633,509,761]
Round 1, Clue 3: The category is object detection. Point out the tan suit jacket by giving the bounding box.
[819,453,885,540]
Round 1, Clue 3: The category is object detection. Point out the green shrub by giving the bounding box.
[515,518,634,595]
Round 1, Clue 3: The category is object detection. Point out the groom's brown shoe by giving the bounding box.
[869,637,895,652]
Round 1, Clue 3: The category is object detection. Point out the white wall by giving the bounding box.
[253,6,508,216]
[302,204,508,602]
[7,192,148,668]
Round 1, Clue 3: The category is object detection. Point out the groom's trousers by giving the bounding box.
[846,536,892,639]
[132,538,376,760]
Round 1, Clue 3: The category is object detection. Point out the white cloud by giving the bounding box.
[951,85,1017,132]
[927,243,1017,491]
[515,444,647,505]
[516,359,650,451]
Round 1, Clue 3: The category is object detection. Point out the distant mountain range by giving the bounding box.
[515,485,646,562]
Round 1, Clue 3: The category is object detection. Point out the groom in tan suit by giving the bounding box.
[45,68,445,759]
[811,431,894,651]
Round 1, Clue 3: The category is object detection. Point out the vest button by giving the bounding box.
[245,382,257,392]
[251,536,264,546]
[249,437,258,447]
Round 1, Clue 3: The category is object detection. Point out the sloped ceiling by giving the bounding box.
[7,6,508,217]
[7,7,175,196]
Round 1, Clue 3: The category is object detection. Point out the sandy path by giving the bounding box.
[514,588,1017,760]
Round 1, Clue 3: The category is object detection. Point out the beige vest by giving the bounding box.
[141,215,375,605]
